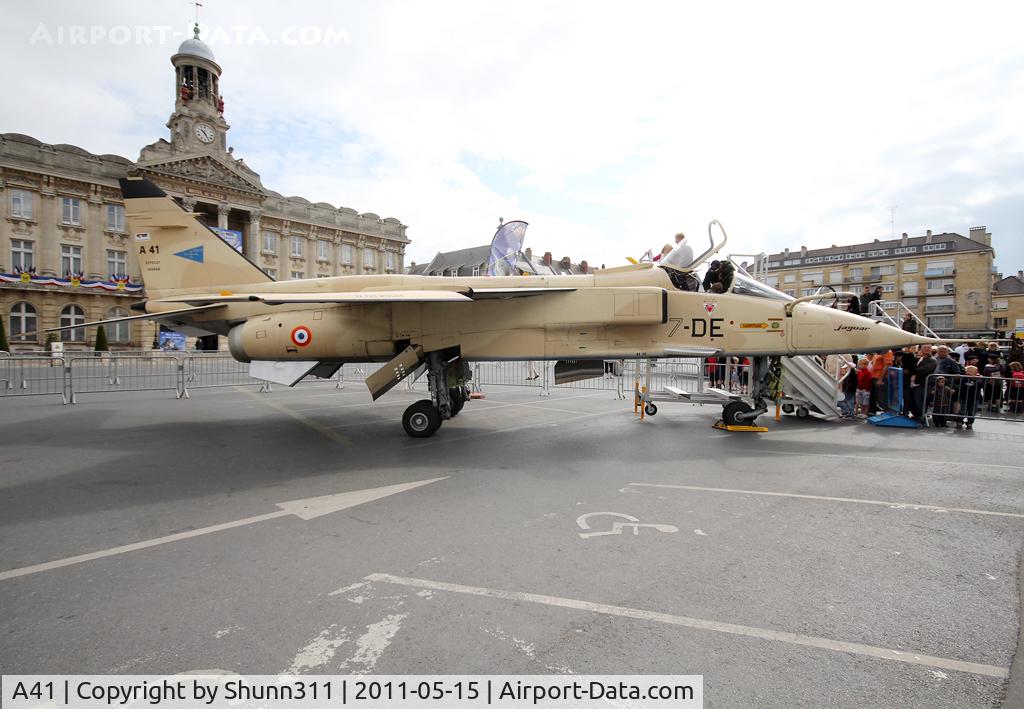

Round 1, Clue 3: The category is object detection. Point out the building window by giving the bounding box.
[106,250,127,279]
[363,248,375,269]
[106,204,125,232]
[870,264,895,277]
[449,268,459,277]
[61,244,83,276]
[903,262,918,274]
[995,317,1008,329]
[783,289,795,297]
[924,260,954,276]
[765,276,779,288]
[11,239,34,271]
[341,244,354,265]
[317,240,330,261]
[926,278,955,294]
[61,197,81,225]
[290,270,304,280]
[386,252,396,271]
[993,299,1009,311]
[471,266,480,277]
[828,270,842,284]
[849,267,863,280]
[924,296,955,313]
[801,271,823,283]
[264,268,277,279]
[261,230,278,253]
[903,297,918,308]
[106,307,131,343]
[60,304,86,342]
[9,302,37,341]
[903,281,918,296]
[783,274,795,284]
[10,189,34,219]
[291,236,304,257]
[926,315,954,330]
[881,283,896,293]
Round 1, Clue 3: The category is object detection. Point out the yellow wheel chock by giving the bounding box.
[713,420,768,432]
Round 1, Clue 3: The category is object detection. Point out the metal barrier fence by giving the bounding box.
[0,356,69,403]
[922,372,1024,427]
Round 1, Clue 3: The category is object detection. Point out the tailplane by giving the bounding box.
[120,176,271,297]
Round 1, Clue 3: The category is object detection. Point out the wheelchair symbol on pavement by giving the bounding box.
[576,512,679,539]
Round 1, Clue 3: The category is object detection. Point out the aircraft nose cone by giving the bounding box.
[816,305,939,353]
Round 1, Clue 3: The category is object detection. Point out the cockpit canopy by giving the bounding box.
[658,239,793,302]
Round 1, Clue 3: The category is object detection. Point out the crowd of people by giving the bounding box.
[827,338,1024,429]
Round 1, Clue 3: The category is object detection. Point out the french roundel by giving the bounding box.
[291,326,312,347]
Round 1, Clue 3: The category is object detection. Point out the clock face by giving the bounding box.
[195,123,215,143]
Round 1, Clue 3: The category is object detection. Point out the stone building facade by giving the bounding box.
[764,228,996,336]
[1,28,407,351]
[992,273,1024,337]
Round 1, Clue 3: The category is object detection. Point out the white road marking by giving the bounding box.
[576,512,679,539]
[286,624,349,674]
[756,448,1024,471]
[0,478,448,582]
[410,409,621,448]
[341,613,408,673]
[365,573,1009,679]
[626,483,1024,520]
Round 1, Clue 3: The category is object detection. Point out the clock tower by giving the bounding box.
[167,24,229,154]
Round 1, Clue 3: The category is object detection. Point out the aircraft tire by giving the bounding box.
[722,400,754,426]
[795,406,810,419]
[450,395,465,417]
[403,399,441,437]
[644,403,658,416]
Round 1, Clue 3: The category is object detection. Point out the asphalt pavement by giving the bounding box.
[1,381,1022,708]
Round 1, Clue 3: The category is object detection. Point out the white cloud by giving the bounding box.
[2,0,1023,269]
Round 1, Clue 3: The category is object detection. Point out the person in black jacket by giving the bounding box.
[846,296,861,315]
[896,346,917,414]
[909,345,937,419]
[858,286,872,316]
[901,313,918,334]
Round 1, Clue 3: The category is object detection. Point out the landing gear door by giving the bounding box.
[365,345,425,401]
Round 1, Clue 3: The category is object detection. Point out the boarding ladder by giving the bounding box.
[867,300,938,338]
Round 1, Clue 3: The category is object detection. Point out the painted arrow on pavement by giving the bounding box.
[0,477,449,582]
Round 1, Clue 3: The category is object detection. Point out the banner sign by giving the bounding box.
[211,227,244,253]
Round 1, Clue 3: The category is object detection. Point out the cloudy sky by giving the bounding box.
[3,0,1023,271]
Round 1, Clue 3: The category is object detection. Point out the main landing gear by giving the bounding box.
[719,355,776,427]
[401,351,471,438]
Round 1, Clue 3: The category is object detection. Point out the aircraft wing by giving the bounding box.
[160,290,476,306]
[160,286,577,306]
[43,304,226,333]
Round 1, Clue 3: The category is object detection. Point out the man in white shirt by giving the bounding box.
[954,342,970,361]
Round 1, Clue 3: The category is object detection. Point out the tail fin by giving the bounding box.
[120,176,271,297]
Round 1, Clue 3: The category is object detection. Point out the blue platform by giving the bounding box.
[867,366,921,428]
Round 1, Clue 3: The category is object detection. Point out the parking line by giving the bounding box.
[409,409,622,447]
[365,573,1009,679]
[234,387,351,446]
[626,483,1024,519]
[755,448,1024,472]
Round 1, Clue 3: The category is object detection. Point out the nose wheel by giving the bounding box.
[403,399,441,437]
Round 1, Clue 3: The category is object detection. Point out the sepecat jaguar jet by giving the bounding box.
[49,177,936,437]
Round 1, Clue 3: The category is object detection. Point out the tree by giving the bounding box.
[0,315,9,352]
[94,325,109,352]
